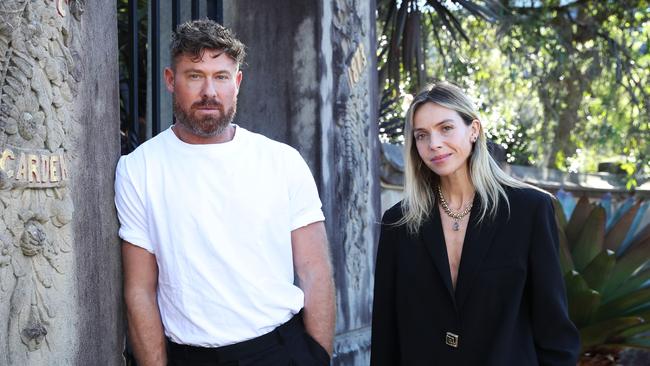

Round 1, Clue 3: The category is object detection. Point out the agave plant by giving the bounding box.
[553,190,650,356]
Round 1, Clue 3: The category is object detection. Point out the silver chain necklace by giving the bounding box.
[437,186,473,231]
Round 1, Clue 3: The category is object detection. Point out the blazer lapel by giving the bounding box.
[454,196,502,310]
[419,211,456,306]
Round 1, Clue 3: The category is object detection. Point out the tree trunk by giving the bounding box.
[545,68,584,169]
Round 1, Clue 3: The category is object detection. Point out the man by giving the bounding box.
[115,20,335,366]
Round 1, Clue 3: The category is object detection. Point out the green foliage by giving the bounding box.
[376,0,498,93]
[555,194,650,351]
[376,0,499,144]
[377,1,650,181]
[496,0,650,177]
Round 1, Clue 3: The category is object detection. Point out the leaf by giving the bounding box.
[413,12,424,86]
[582,249,616,293]
[33,256,53,288]
[553,197,574,274]
[607,235,650,293]
[622,301,650,317]
[8,66,28,86]
[565,270,589,293]
[607,337,650,349]
[634,305,650,324]
[579,316,644,350]
[595,288,650,322]
[565,271,600,326]
[35,284,56,318]
[0,266,13,292]
[566,196,593,245]
[45,115,64,152]
[604,200,640,252]
[379,0,397,39]
[453,0,499,21]
[387,0,409,88]
[557,225,574,274]
[403,9,420,79]
[620,204,650,253]
[428,1,466,42]
[613,321,650,339]
[601,193,613,229]
[603,267,650,301]
[570,289,601,327]
[571,205,606,271]
[553,190,575,222]
[552,198,567,229]
[31,66,54,116]
[6,75,25,94]
[606,196,634,230]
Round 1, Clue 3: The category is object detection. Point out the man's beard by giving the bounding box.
[173,95,236,137]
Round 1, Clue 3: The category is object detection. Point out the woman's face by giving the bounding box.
[412,102,479,178]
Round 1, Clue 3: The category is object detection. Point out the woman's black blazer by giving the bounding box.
[371,187,580,366]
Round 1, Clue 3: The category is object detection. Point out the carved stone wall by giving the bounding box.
[0,1,79,364]
[0,1,122,365]
[327,1,379,364]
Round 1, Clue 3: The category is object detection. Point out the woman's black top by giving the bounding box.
[371,187,580,366]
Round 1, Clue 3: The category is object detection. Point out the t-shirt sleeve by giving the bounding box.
[286,148,325,230]
[114,156,154,253]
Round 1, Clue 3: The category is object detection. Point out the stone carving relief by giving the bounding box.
[55,0,84,20]
[0,0,80,363]
[332,0,372,291]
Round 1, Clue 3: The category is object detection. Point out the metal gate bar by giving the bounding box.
[121,0,223,155]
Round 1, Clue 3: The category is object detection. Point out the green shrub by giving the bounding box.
[555,193,650,351]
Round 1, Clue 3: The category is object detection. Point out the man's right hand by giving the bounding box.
[122,241,167,366]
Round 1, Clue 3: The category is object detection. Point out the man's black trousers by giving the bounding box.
[167,312,330,366]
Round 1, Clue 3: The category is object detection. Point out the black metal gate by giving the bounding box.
[117,1,223,363]
[118,0,223,155]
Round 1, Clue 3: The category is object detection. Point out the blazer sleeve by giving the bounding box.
[370,211,400,366]
[529,195,581,365]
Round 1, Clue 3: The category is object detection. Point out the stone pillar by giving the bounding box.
[225,1,379,365]
[0,1,123,365]
[322,2,380,364]
[224,0,323,173]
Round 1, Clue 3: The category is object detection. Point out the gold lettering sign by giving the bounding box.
[28,154,40,183]
[0,149,15,177]
[0,146,69,188]
[347,42,368,89]
[41,155,50,182]
[15,153,27,182]
[50,155,59,182]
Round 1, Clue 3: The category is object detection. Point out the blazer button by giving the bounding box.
[445,332,459,348]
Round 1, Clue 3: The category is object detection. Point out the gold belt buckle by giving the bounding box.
[445,332,459,348]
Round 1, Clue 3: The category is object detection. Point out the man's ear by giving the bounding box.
[235,70,243,94]
[164,67,175,93]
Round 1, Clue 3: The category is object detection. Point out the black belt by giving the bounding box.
[167,313,303,362]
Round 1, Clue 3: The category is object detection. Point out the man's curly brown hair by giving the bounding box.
[170,19,246,68]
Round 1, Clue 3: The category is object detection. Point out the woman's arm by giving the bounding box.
[529,196,581,365]
[370,212,400,366]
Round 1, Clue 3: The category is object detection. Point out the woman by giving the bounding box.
[371,82,580,365]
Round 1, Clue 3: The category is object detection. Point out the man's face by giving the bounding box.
[164,49,243,138]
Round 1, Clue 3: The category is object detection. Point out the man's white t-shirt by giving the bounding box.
[114,125,325,347]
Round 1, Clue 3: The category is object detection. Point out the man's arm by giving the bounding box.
[292,221,336,356]
[122,241,167,366]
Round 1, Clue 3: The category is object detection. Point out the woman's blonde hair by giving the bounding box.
[399,81,531,233]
